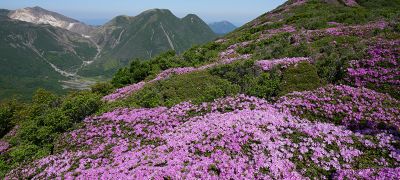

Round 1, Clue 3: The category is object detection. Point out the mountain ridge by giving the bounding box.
[80,8,216,77]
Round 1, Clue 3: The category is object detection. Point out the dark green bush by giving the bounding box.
[32,88,60,108]
[279,62,325,96]
[246,73,281,99]
[61,91,102,123]
[9,143,40,163]
[0,100,20,138]
[2,89,102,170]
[91,82,114,96]
[210,60,281,100]
[311,36,366,83]
[111,67,132,88]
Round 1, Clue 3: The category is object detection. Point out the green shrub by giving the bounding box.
[32,88,60,108]
[279,62,325,96]
[311,36,366,83]
[111,67,131,88]
[91,82,114,96]
[245,73,281,99]
[210,60,281,100]
[0,100,20,138]
[41,109,72,133]
[2,89,102,168]
[9,143,40,163]
[0,158,9,178]
[61,91,102,123]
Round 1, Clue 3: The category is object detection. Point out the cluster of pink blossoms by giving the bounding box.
[259,25,297,40]
[149,67,197,83]
[346,40,400,90]
[342,0,358,7]
[218,42,252,64]
[334,167,400,180]
[300,21,388,43]
[0,140,9,154]
[7,95,400,179]
[103,42,252,102]
[102,82,146,102]
[275,85,400,132]
[255,57,311,71]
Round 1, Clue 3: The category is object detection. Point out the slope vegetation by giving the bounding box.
[1,0,399,179]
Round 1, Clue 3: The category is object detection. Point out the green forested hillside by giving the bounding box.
[79,9,217,77]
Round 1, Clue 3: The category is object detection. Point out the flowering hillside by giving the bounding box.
[6,95,400,179]
[0,0,399,179]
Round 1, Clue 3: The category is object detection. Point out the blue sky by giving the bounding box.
[0,0,287,26]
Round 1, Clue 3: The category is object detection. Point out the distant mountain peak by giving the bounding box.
[142,8,173,16]
[8,6,94,35]
[208,20,237,35]
[182,14,203,24]
[30,6,47,11]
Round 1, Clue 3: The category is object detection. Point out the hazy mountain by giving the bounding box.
[8,6,95,35]
[79,9,217,77]
[208,21,237,35]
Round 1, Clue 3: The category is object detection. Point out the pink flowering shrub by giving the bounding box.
[255,57,311,71]
[219,41,252,60]
[254,12,388,45]
[102,82,146,102]
[342,0,358,7]
[275,85,400,133]
[303,21,388,42]
[346,40,400,98]
[334,167,400,180]
[0,141,9,154]
[149,67,197,83]
[7,95,400,179]
[259,25,297,40]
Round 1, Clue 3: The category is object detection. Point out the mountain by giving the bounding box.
[79,9,217,77]
[0,9,98,100]
[8,6,95,35]
[0,7,216,100]
[208,20,237,34]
